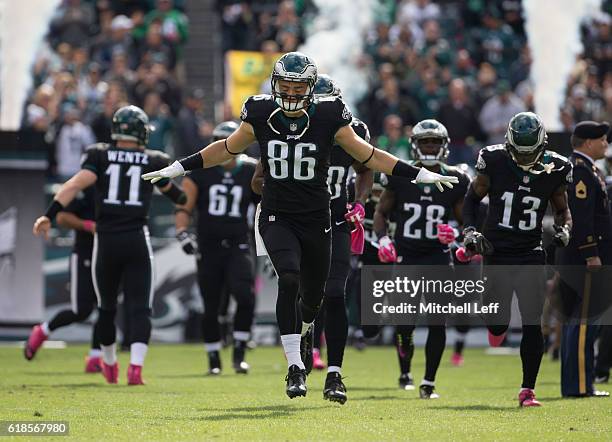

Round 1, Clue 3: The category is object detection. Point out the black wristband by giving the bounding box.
[225,139,240,156]
[179,152,203,171]
[44,200,64,221]
[164,183,187,204]
[391,160,419,181]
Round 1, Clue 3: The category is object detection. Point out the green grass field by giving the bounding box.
[1,344,610,441]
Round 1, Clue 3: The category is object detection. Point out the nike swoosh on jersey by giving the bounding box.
[325,227,332,233]
[335,220,345,226]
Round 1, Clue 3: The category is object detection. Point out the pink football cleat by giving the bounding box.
[450,352,464,367]
[312,349,326,370]
[24,325,48,360]
[85,356,102,373]
[519,389,541,407]
[127,364,145,385]
[488,330,507,347]
[102,361,119,384]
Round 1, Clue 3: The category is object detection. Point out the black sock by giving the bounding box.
[424,326,446,383]
[395,328,415,375]
[520,325,544,389]
[454,338,465,355]
[325,297,348,367]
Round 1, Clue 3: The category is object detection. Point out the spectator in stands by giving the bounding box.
[568,84,598,122]
[143,92,173,152]
[600,87,612,123]
[474,62,498,108]
[396,0,440,29]
[25,85,59,175]
[103,51,136,88]
[176,88,212,158]
[479,80,525,145]
[91,14,136,71]
[376,114,411,161]
[137,19,177,71]
[130,61,181,115]
[437,78,483,165]
[415,69,446,120]
[367,77,416,137]
[77,62,107,124]
[55,104,95,179]
[144,0,189,48]
[91,85,125,143]
[50,0,95,48]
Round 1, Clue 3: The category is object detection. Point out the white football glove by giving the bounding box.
[412,167,458,192]
[141,160,185,184]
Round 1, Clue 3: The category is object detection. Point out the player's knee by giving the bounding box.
[74,306,94,322]
[324,278,345,299]
[97,308,116,324]
[278,272,300,297]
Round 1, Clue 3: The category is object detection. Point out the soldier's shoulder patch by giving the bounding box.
[575,179,587,199]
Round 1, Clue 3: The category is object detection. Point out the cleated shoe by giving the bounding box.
[419,384,440,399]
[285,364,307,399]
[323,372,347,405]
[451,352,464,367]
[313,348,326,370]
[24,325,48,361]
[399,373,415,390]
[127,364,145,385]
[518,389,541,407]
[488,330,507,347]
[101,361,119,384]
[301,327,314,375]
[85,356,102,373]
[232,342,249,374]
[208,350,222,376]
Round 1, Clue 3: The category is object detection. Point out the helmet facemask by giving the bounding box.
[271,76,315,112]
[413,137,448,166]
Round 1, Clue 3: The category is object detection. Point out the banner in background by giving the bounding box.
[225,50,281,118]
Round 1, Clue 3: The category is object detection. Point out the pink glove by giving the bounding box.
[437,223,456,245]
[344,202,365,224]
[455,247,482,263]
[377,236,397,263]
[350,223,365,255]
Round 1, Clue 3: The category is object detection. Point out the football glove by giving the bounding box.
[437,223,456,245]
[344,201,365,224]
[377,236,397,263]
[412,168,458,192]
[142,160,185,184]
[552,224,571,247]
[350,223,365,255]
[463,227,494,256]
[176,230,198,255]
[455,246,482,263]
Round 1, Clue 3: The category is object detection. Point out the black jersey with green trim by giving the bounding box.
[475,145,572,255]
[240,94,352,213]
[329,118,370,223]
[187,156,258,241]
[383,166,470,254]
[81,143,171,232]
[63,184,96,254]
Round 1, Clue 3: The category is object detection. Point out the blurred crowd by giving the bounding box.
[24,0,612,179]
[219,0,612,165]
[22,0,214,180]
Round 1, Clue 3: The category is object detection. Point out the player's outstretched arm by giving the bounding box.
[142,122,257,183]
[335,125,458,191]
[33,169,97,239]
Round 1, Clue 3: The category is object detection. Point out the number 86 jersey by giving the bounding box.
[81,143,172,232]
[476,145,572,255]
[241,94,353,214]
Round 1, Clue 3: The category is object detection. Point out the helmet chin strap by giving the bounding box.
[509,150,557,175]
[267,107,310,139]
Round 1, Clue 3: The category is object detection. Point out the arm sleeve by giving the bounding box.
[80,147,99,175]
[569,166,598,260]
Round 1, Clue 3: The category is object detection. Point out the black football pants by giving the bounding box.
[197,237,255,344]
[258,208,331,335]
[92,227,154,346]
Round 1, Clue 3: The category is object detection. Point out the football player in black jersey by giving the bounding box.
[175,121,258,376]
[462,112,573,407]
[251,74,373,404]
[374,120,470,399]
[142,52,458,399]
[25,186,103,372]
[33,105,186,385]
